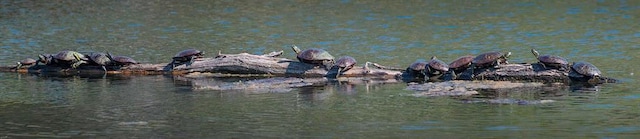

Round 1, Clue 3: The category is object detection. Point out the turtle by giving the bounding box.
[531,49,569,70]
[448,55,474,76]
[470,51,511,77]
[112,55,139,66]
[15,58,38,70]
[53,50,89,69]
[406,61,428,78]
[424,56,450,81]
[88,52,114,71]
[570,61,602,82]
[333,56,357,78]
[171,49,204,69]
[291,45,335,70]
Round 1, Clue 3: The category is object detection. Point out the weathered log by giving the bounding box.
[0,51,617,92]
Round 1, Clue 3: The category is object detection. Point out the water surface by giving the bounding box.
[1,0,639,138]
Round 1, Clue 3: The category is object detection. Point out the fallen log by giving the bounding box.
[0,51,617,92]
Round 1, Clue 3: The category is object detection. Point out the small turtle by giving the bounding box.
[291,45,335,69]
[53,50,89,69]
[406,61,428,78]
[470,51,511,77]
[112,55,139,66]
[424,56,450,81]
[333,56,357,78]
[449,55,474,75]
[570,61,602,81]
[531,49,569,70]
[16,58,37,69]
[88,52,114,71]
[171,49,204,69]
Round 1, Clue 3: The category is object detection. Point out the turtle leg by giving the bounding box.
[188,56,196,67]
[335,67,343,78]
[450,71,457,80]
[171,59,176,70]
[540,62,548,70]
[102,65,107,72]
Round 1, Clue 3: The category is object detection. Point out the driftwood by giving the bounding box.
[0,51,617,96]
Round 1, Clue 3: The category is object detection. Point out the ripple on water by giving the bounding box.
[622,94,640,100]
[485,125,520,131]
[605,126,640,133]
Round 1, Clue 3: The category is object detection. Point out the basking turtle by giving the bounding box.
[406,61,428,78]
[16,58,37,69]
[570,61,602,81]
[171,49,204,69]
[333,56,357,78]
[470,51,511,76]
[291,45,335,69]
[88,52,114,71]
[531,49,569,70]
[449,55,474,75]
[424,56,449,80]
[112,55,139,66]
[53,50,88,69]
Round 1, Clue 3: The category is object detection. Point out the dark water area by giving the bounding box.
[1,0,640,138]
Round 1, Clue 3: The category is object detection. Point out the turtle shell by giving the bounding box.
[296,48,335,64]
[89,52,112,66]
[54,50,88,61]
[18,58,37,65]
[571,61,601,77]
[449,55,474,69]
[472,51,508,67]
[538,55,568,67]
[408,61,428,71]
[113,56,139,65]
[428,57,449,72]
[173,49,204,61]
[334,56,356,72]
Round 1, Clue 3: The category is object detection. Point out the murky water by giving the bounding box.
[1,0,639,138]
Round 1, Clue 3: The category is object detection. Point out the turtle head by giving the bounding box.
[531,49,539,57]
[106,52,115,61]
[431,56,437,60]
[291,45,301,54]
[503,52,512,59]
[38,54,49,64]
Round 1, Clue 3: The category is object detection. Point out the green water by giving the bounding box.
[1,0,639,138]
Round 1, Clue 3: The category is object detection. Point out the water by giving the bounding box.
[1,0,639,138]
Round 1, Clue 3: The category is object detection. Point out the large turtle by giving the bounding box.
[88,52,114,71]
[406,61,428,79]
[424,56,449,81]
[291,45,335,69]
[112,55,139,66]
[448,55,474,76]
[333,56,357,78]
[531,49,569,70]
[171,49,204,69]
[15,58,37,70]
[570,61,602,83]
[53,50,88,69]
[470,51,511,77]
